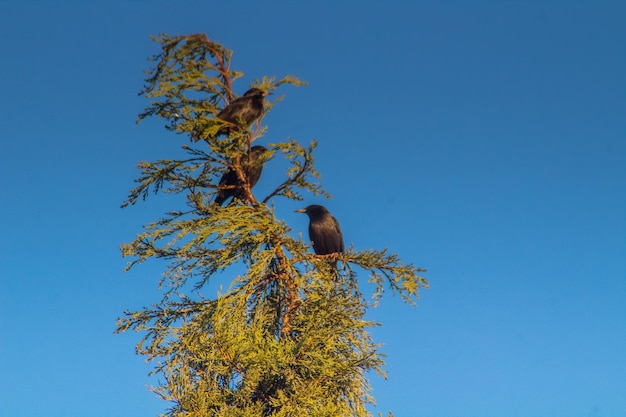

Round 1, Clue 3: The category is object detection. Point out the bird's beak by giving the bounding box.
[295,208,306,213]
[263,91,272,97]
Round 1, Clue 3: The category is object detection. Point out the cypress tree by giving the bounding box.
[117,33,428,417]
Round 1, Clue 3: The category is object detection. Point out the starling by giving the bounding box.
[296,205,344,259]
[212,88,271,138]
[215,146,268,206]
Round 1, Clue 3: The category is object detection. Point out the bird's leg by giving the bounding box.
[314,253,340,262]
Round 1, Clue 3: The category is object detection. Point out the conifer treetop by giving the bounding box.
[118,33,428,417]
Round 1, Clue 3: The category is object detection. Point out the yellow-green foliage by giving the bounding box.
[117,33,427,417]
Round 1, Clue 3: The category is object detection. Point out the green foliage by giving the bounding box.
[118,34,428,417]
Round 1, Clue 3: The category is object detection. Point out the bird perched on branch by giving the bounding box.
[211,88,271,138]
[296,205,344,265]
[215,145,268,206]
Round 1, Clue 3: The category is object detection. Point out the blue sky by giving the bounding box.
[1,1,624,416]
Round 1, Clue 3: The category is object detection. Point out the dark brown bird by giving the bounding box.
[215,146,268,206]
[296,205,344,259]
[213,88,271,138]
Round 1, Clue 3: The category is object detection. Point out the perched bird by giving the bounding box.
[212,88,271,138]
[296,205,344,262]
[215,146,268,206]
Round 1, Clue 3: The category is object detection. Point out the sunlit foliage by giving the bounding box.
[117,34,428,417]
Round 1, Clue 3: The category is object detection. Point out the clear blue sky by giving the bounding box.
[1,2,624,416]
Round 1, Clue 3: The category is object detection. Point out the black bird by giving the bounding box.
[213,88,271,138]
[215,146,268,206]
[296,205,344,260]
